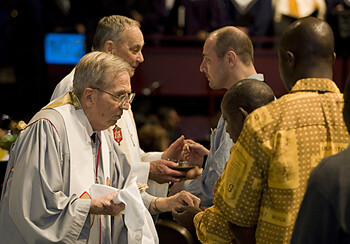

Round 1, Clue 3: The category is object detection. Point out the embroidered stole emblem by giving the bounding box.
[113,125,123,145]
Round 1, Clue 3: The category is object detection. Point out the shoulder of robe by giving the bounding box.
[27,109,66,139]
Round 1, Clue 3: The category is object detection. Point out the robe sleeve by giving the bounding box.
[140,149,169,198]
[5,117,91,243]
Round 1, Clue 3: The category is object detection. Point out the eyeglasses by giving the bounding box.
[91,87,135,106]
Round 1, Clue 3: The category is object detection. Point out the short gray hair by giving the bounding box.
[73,51,132,98]
[92,15,140,51]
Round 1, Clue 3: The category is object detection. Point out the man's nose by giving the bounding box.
[199,60,206,73]
[120,101,130,110]
[137,52,144,63]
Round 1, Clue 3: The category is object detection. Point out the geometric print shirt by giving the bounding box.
[194,78,350,244]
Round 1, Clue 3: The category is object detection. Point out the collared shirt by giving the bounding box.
[194,78,350,244]
[183,73,264,207]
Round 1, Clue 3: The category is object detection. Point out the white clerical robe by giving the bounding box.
[0,94,133,243]
[51,68,168,197]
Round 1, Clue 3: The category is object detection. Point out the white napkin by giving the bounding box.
[89,178,159,244]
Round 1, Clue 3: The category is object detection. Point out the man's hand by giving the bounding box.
[162,135,185,161]
[166,190,201,210]
[90,191,125,216]
[172,206,202,232]
[149,191,200,215]
[149,159,186,184]
[182,140,209,167]
[156,190,201,212]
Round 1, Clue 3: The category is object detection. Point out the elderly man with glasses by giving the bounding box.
[51,15,187,200]
[0,52,200,243]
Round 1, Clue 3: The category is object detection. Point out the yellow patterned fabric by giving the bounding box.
[194,78,350,244]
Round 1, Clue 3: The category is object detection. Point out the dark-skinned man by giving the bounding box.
[173,17,350,244]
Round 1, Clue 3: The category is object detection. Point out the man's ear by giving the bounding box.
[286,51,295,68]
[103,40,114,54]
[227,51,237,68]
[239,107,248,119]
[82,88,96,108]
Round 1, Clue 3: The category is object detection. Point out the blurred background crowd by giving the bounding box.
[0,0,350,165]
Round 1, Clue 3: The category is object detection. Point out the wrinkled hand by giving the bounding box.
[182,140,209,167]
[149,159,186,184]
[162,135,185,161]
[90,191,125,216]
[158,190,201,212]
[172,206,202,232]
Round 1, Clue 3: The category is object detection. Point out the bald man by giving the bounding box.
[173,17,350,244]
[170,26,265,208]
[291,75,350,243]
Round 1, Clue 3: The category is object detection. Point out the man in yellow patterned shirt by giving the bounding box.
[173,17,350,244]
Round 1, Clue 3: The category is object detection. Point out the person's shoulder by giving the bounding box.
[30,108,62,123]
[310,148,350,186]
[316,148,350,172]
[57,70,74,91]
[51,69,75,101]
[25,109,65,136]
[61,69,75,83]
